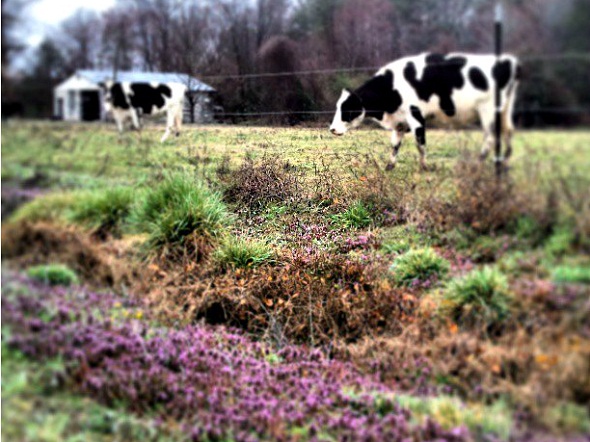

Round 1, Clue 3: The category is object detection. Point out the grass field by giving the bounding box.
[2,121,590,441]
[3,121,590,187]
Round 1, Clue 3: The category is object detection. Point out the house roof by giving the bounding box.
[75,70,215,92]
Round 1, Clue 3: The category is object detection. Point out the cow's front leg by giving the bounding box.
[386,129,406,171]
[130,110,141,131]
[409,106,428,171]
[115,116,124,134]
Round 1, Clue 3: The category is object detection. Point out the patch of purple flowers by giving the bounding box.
[2,272,471,442]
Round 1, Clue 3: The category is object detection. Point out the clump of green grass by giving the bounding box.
[9,192,82,224]
[512,216,542,242]
[544,227,576,257]
[67,187,135,237]
[332,200,373,229]
[380,240,410,255]
[394,394,513,441]
[469,235,505,263]
[544,402,590,434]
[552,265,590,284]
[26,264,79,286]
[442,267,511,329]
[131,173,231,248]
[389,248,449,287]
[213,236,274,269]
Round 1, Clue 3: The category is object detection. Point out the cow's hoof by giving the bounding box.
[385,163,395,171]
[420,163,433,172]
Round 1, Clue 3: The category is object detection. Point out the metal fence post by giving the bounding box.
[495,1,504,177]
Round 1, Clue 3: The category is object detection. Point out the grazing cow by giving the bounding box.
[101,81,186,142]
[329,53,520,170]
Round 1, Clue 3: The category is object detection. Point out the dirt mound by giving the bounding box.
[1,222,139,289]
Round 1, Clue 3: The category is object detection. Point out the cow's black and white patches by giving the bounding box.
[410,105,426,145]
[492,60,512,90]
[103,81,186,142]
[340,90,363,123]
[329,52,520,170]
[129,83,172,115]
[403,53,467,117]
[111,83,130,109]
[469,67,489,91]
[355,70,403,120]
[410,105,425,126]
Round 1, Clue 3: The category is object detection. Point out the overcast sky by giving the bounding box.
[25,0,115,46]
[14,0,115,70]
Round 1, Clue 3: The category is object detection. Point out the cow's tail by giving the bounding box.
[503,57,520,128]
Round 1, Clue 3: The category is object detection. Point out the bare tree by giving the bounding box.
[2,0,30,68]
[255,0,290,48]
[332,0,398,68]
[0,0,30,104]
[131,0,158,71]
[101,6,135,75]
[173,2,217,122]
[150,0,176,71]
[60,9,100,71]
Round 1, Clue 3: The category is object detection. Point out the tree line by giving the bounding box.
[2,0,589,125]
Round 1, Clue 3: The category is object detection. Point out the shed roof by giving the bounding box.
[74,70,215,92]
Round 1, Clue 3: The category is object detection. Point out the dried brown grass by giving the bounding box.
[138,247,420,345]
[1,222,140,289]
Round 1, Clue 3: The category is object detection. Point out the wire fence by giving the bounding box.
[198,52,590,81]
[190,52,590,126]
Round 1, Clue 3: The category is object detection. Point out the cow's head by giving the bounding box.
[329,89,365,136]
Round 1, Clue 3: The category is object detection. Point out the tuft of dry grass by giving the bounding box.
[1,222,140,289]
[448,151,557,235]
[221,155,304,212]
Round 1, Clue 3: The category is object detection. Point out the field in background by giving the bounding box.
[2,121,590,441]
[3,122,590,189]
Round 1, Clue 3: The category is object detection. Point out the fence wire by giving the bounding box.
[198,52,590,82]
[192,52,590,123]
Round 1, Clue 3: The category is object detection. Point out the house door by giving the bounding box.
[81,90,100,121]
[57,98,64,119]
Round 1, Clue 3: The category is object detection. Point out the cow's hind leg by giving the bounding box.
[174,108,182,137]
[161,112,175,142]
[386,128,406,171]
[502,82,518,166]
[408,106,428,170]
[502,116,514,164]
[477,104,495,160]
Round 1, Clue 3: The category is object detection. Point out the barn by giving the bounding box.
[53,70,216,123]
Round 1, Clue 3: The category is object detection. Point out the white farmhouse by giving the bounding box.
[53,70,216,123]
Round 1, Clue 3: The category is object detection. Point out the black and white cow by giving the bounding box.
[102,81,186,142]
[330,53,520,170]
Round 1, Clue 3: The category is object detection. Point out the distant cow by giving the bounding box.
[330,53,520,170]
[101,81,186,142]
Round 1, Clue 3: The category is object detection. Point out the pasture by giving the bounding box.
[2,121,590,441]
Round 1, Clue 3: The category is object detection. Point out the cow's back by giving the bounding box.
[377,53,519,124]
[127,82,186,116]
